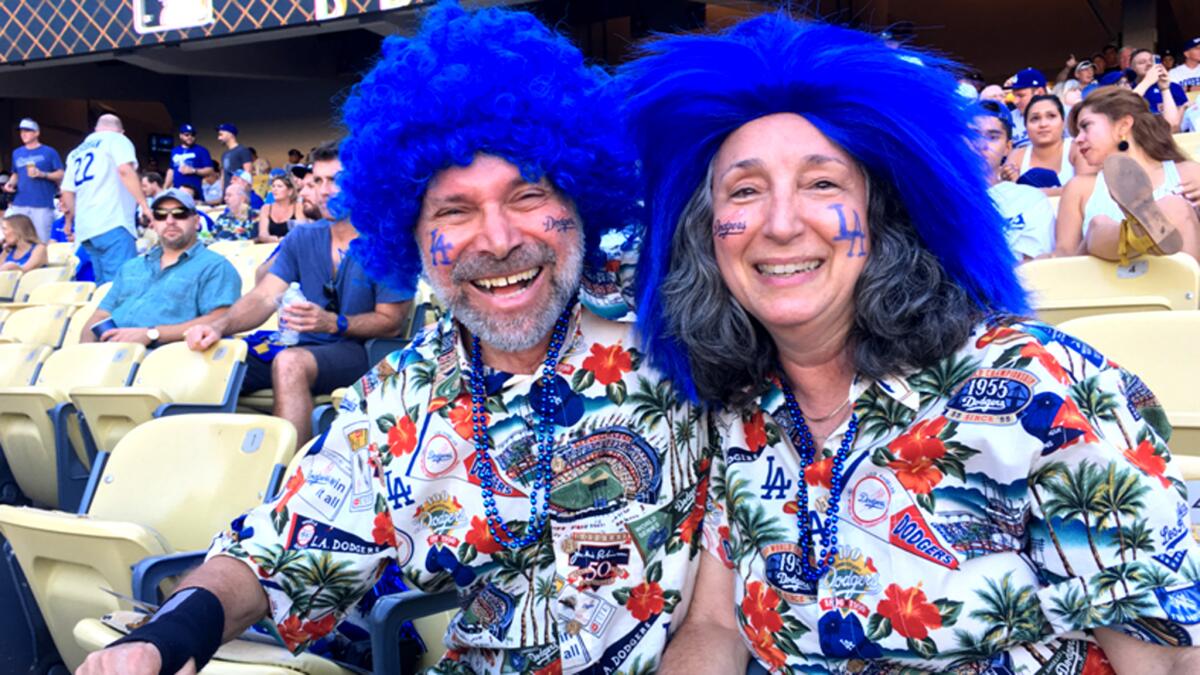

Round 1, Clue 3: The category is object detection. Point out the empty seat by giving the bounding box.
[0,270,22,302]
[0,305,74,348]
[1019,253,1200,325]
[0,343,145,508]
[26,281,95,306]
[1176,132,1199,162]
[90,282,112,304]
[208,239,253,258]
[0,414,297,670]
[11,267,72,303]
[0,343,53,387]
[71,340,249,454]
[45,242,79,267]
[1059,311,1200,457]
[60,303,101,348]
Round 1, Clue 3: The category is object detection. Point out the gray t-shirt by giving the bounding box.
[268,221,410,345]
[220,145,253,193]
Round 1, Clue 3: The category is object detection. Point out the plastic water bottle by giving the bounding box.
[274,282,306,346]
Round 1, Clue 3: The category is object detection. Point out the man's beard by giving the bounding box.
[303,199,322,221]
[426,234,583,354]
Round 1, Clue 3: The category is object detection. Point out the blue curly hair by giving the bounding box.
[620,13,1030,401]
[338,1,639,295]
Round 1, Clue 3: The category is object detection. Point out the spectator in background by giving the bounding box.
[140,171,164,200]
[1102,44,1120,73]
[208,183,257,242]
[0,213,48,271]
[61,114,150,284]
[175,184,216,234]
[284,148,304,173]
[82,188,240,346]
[217,122,252,195]
[973,101,1056,260]
[1055,87,1199,260]
[185,141,409,446]
[1118,45,1134,71]
[1162,51,1176,71]
[250,158,271,199]
[1091,52,1107,75]
[232,169,264,210]
[1009,67,1046,148]
[1006,94,1088,194]
[163,123,214,196]
[979,84,1004,102]
[1170,37,1200,90]
[256,175,299,243]
[0,172,9,211]
[201,160,222,205]
[1130,48,1186,127]
[3,118,64,242]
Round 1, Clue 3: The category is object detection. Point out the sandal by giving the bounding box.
[1103,154,1183,265]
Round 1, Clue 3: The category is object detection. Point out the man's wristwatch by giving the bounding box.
[146,327,161,347]
[335,314,349,336]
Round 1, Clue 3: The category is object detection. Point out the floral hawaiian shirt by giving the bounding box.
[201,210,258,243]
[704,318,1200,674]
[209,304,711,674]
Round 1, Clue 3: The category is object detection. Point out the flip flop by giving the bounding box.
[1103,154,1183,265]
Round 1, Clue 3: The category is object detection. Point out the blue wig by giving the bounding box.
[619,13,1029,394]
[338,1,639,295]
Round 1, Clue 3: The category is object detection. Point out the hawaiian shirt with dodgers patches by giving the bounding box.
[208,304,711,674]
[703,318,1200,674]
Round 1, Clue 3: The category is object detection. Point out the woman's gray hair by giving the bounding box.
[661,162,983,406]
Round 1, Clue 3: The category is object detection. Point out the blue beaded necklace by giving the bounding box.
[469,305,574,550]
[780,382,859,582]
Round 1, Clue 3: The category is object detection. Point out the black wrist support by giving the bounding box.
[111,586,226,675]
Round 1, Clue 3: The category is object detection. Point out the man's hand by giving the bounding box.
[1155,64,1171,90]
[2,181,14,194]
[101,328,153,345]
[1000,158,1020,183]
[184,324,222,352]
[75,641,196,675]
[179,164,195,175]
[281,301,337,334]
[1066,53,1077,69]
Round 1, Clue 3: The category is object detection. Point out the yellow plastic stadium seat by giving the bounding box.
[1058,311,1200,458]
[60,303,101,348]
[0,270,20,302]
[0,342,145,508]
[1176,132,1200,162]
[10,266,72,303]
[0,414,298,670]
[46,242,79,267]
[236,243,279,270]
[26,281,95,306]
[209,239,253,258]
[1045,195,1061,218]
[91,282,112,304]
[1019,253,1200,325]
[71,340,249,454]
[0,305,74,348]
[0,343,52,387]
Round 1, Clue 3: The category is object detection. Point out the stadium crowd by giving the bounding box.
[0,5,1198,675]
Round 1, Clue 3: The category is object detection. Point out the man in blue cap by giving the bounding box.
[216,122,252,196]
[164,123,214,196]
[1169,37,1200,90]
[1009,67,1047,148]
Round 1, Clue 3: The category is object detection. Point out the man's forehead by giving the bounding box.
[426,158,551,202]
[312,159,342,177]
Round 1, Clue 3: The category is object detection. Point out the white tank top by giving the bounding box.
[1019,138,1075,186]
[1081,160,1181,237]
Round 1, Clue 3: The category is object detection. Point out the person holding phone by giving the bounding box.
[1131,48,1187,128]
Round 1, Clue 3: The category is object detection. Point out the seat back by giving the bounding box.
[90,282,112,304]
[207,239,252,259]
[0,270,21,302]
[26,281,95,305]
[1059,311,1200,456]
[1176,132,1200,162]
[12,267,71,303]
[0,305,73,347]
[45,242,79,267]
[1019,253,1200,325]
[61,303,101,348]
[134,340,248,403]
[0,343,52,386]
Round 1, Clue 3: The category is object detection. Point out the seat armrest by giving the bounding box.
[369,590,458,675]
[131,550,208,605]
[155,402,232,417]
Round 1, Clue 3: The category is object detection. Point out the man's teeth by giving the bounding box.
[757,261,822,276]
[474,268,539,289]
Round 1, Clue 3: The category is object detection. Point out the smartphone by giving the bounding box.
[1154,55,1162,65]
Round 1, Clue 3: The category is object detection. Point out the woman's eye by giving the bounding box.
[730,186,757,199]
[813,180,838,190]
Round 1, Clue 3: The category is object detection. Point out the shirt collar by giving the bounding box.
[147,239,204,265]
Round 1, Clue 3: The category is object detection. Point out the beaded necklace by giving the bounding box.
[780,382,859,582]
[469,305,574,550]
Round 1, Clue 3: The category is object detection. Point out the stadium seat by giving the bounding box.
[1058,311,1200,457]
[45,242,79,267]
[10,266,72,303]
[0,304,74,348]
[209,239,253,258]
[0,342,145,509]
[1176,132,1199,162]
[71,339,249,454]
[91,282,112,303]
[0,343,53,388]
[1019,252,1200,324]
[26,281,95,305]
[60,302,101,348]
[0,270,20,302]
[0,414,298,670]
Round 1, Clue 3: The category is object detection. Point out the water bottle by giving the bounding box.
[274,282,306,346]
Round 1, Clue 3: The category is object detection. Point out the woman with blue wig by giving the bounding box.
[621,13,1200,675]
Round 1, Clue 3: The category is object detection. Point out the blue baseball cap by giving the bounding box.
[216,122,238,135]
[149,188,197,212]
[1184,37,1200,52]
[1011,68,1046,90]
[1098,70,1128,86]
[179,123,195,134]
[269,168,287,178]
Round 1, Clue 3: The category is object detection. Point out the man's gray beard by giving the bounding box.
[425,235,583,353]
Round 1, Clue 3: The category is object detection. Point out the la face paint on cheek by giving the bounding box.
[429,228,453,266]
[828,203,866,257]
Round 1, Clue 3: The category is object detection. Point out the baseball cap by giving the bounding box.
[269,168,287,178]
[1011,68,1047,90]
[18,118,39,132]
[1098,70,1128,86]
[216,122,238,135]
[1074,60,1094,74]
[179,123,195,134]
[974,100,1013,132]
[1184,37,1200,52]
[149,188,197,212]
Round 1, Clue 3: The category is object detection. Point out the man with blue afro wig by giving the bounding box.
[77,4,708,675]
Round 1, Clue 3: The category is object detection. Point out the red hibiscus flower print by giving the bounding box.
[465,515,502,555]
[1124,439,1171,487]
[744,411,768,452]
[387,416,418,457]
[875,583,942,640]
[278,615,309,652]
[678,472,710,545]
[805,455,834,489]
[372,511,397,548]
[887,417,949,494]
[274,466,306,514]
[743,623,789,671]
[741,581,784,632]
[447,394,486,440]
[626,581,665,621]
[533,660,563,675]
[1081,643,1116,675]
[1020,341,1071,384]
[302,613,337,641]
[582,342,633,386]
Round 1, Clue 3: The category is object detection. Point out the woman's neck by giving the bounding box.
[774,323,856,415]
[1032,138,1063,163]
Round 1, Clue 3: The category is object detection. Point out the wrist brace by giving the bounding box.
[110,587,225,675]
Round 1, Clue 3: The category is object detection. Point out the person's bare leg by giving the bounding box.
[1085,196,1198,261]
[1084,215,1126,261]
[271,347,318,447]
[1159,194,1200,260]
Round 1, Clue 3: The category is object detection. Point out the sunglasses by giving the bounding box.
[152,207,193,221]
[322,279,340,314]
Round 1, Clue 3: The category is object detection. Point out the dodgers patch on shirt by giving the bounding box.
[285,514,392,556]
[945,369,1036,425]
[761,542,819,602]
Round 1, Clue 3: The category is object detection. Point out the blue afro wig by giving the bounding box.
[619,13,1029,394]
[338,1,640,295]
